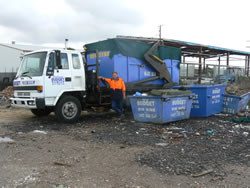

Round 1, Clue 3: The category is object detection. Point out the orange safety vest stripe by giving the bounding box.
[104,78,126,91]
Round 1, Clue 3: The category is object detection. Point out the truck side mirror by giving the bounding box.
[55,50,62,69]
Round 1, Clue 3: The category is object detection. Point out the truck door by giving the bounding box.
[70,53,85,90]
[44,52,72,106]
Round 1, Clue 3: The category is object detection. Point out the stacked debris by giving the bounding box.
[226,77,250,96]
[0,86,13,107]
[0,86,14,97]
[225,84,249,96]
[150,89,192,96]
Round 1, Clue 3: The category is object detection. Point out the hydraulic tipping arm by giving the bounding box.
[130,41,173,87]
[144,41,173,83]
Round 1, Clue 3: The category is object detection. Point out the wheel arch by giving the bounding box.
[53,90,86,107]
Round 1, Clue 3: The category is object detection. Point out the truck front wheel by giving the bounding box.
[31,108,52,117]
[55,96,81,123]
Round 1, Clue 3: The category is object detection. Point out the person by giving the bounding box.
[98,72,126,117]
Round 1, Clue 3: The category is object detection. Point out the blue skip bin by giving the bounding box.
[223,92,249,114]
[129,95,193,123]
[173,84,226,117]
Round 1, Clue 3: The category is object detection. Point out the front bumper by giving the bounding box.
[10,97,45,109]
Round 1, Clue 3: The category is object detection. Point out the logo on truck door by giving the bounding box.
[51,76,64,85]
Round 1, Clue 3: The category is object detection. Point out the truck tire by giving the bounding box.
[55,96,81,123]
[31,108,52,117]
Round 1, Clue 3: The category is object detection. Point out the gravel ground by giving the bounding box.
[136,116,250,176]
[0,108,249,187]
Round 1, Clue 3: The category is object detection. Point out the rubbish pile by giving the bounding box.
[0,86,13,107]
[150,89,192,96]
[225,84,249,96]
[226,76,250,96]
[136,115,250,176]
[158,127,187,140]
[0,86,14,97]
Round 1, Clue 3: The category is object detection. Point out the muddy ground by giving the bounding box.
[0,107,249,188]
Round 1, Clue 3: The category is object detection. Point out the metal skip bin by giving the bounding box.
[222,92,250,114]
[129,95,193,123]
[173,84,226,117]
[85,39,181,86]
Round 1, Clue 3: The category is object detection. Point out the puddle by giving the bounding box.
[51,184,68,188]
[0,137,15,143]
[32,130,47,134]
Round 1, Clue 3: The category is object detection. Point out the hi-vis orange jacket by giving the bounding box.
[104,78,126,100]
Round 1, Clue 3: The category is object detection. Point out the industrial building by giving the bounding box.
[0,42,53,90]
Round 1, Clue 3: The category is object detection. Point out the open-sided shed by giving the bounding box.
[117,36,250,83]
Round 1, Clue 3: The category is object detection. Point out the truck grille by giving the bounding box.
[17,92,30,97]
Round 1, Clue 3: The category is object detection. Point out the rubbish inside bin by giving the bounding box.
[150,89,192,96]
[226,84,249,96]
[135,92,142,96]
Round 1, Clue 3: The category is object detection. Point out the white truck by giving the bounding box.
[10,49,112,123]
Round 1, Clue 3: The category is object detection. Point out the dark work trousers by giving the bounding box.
[112,99,123,116]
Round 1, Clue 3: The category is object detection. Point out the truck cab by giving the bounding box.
[11,49,89,123]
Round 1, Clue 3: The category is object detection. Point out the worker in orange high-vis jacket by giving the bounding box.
[98,72,126,117]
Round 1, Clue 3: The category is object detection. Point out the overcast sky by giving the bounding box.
[0,0,250,53]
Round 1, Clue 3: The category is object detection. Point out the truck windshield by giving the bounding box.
[18,52,47,77]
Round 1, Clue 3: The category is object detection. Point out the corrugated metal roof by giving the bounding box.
[116,36,250,57]
[0,43,59,52]
[166,39,250,55]
[0,43,84,53]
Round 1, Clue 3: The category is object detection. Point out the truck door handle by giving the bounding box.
[65,77,71,82]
